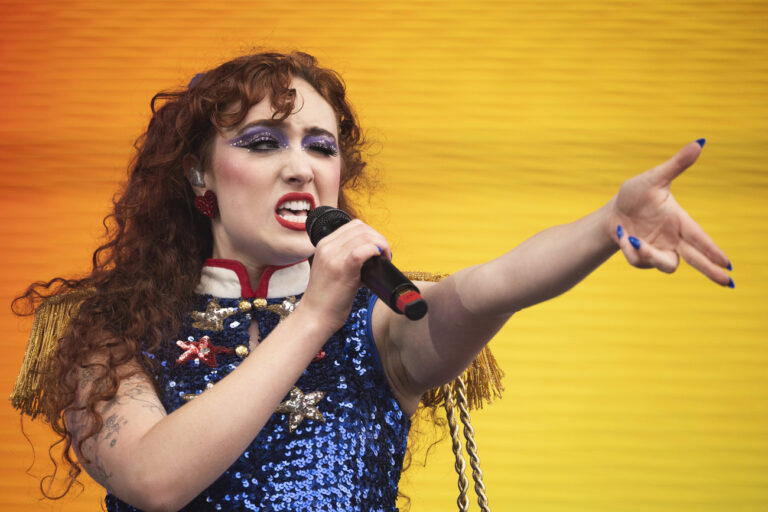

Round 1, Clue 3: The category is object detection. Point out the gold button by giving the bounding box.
[253,298,267,308]
[238,300,252,312]
[235,345,249,358]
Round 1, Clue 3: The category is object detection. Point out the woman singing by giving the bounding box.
[15,51,732,511]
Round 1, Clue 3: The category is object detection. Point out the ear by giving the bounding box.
[183,154,207,196]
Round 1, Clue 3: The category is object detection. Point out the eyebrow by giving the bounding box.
[303,127,337,141]
[236,119,337,142]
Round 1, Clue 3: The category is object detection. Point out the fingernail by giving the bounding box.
[696,138,706,148]
[617,225,624,239]
[727,261,733,271]
[376,246,383,255]
[728,277,735,289]
[629,236,641,250]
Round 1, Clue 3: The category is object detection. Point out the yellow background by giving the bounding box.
[1,1,766,510]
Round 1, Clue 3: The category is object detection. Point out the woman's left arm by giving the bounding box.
[374,140,732,410]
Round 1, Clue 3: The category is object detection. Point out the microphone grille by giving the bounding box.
[306,207,352,246]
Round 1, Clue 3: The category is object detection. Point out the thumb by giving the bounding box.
[650,138,705,187]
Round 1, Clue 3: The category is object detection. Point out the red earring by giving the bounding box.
[194,190,218,218]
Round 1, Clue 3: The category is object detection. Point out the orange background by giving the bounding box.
[1,1,766,511]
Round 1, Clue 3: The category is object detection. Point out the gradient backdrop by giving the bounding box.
[1,1,766,511]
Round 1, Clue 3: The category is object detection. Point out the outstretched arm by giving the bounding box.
[375,140,732,412]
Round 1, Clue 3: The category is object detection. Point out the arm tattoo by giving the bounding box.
[100,398,119,417]
[123,382,166,416]
[101,414,128,448]
[74,372,165,490]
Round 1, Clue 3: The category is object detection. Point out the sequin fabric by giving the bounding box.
[105,289,410,511]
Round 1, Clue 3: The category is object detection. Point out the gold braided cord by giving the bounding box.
[402,272,501,510]
[10,288,94,419]
[455,377,491,512]
[442,383,470,512]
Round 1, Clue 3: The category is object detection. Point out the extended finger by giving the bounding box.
[618,230,679,273]
[650,139,705,187]
[679,240,734,287]
[679,209,731,270]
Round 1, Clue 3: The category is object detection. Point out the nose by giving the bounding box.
[281,147,314,185]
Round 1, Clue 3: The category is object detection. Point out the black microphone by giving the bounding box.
[306,207,427,321]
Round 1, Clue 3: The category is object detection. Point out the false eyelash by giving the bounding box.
[233,134,282,152]
[306,142,338,157]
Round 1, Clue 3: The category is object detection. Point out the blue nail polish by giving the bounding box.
[727,261,733,271]
[629,236,641,250]
[617,225,624,239]
[728,277,735,289]
[696,138,706,148]
[376,246,383,255]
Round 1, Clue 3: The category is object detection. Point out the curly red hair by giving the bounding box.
[14,51,373,499]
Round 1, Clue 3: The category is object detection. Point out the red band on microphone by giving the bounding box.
[396,290,423,313]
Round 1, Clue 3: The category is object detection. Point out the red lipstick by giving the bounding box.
[274,192,316,231]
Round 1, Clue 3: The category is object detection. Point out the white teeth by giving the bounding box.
[279,214,307,223]
[278,199,311,211]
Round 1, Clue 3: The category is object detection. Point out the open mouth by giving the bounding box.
[274,193,316,231]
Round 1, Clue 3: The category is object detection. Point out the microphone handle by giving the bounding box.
[361,256,427,321]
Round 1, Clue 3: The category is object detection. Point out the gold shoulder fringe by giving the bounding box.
[11,272,506,417]
[404,271,505,410]
[10,289,94,419]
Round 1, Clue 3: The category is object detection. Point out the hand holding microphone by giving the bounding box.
[306,207,427,321]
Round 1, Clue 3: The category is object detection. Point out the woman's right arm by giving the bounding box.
[67,219,391,512]
[69,309,334,512]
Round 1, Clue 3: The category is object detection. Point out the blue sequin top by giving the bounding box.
[105,260,411,511]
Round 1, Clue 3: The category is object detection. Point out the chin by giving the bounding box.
[267,242,314,266]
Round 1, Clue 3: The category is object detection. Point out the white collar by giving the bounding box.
[194,258,310,299]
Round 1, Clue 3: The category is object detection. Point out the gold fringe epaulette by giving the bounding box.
[10,273,506,418]
[404,271,505,410]
[10,289,93,419]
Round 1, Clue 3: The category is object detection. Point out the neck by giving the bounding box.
[210,245,263,293]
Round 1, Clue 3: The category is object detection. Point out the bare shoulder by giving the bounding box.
[67,356,166,492]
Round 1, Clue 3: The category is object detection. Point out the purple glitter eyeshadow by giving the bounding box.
[229,126,288,150]
[302,135,338,156]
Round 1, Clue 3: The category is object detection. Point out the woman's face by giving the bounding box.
[197,78,342,269]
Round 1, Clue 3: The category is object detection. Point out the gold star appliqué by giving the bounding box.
[252,296,298,322]
[190,299,238,331]
[276,386,325,432]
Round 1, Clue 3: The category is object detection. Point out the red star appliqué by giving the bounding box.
[176,336,234,367]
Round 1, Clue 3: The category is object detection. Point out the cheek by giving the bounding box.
[215,158,255,187]
[323,165,342,207]
[213,158,275,205]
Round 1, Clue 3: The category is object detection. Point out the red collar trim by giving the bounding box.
[203,258,307,298]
